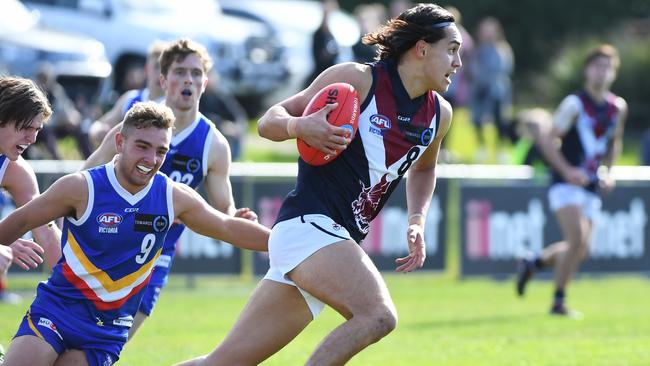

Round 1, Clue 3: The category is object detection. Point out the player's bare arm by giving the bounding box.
[204,128,237,216]
[396,96,453,273]
[0,173,87,247]
[537,95,588,186]
[82,123,122,170]
[3,157,62,268]
[89,92,130,144]
[173,182,269,251]
[258,63,371,154]
[603,97,628,168]
[599,97,628,193]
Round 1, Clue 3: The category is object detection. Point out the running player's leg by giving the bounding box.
[553,205,592,292]
[289,240,397,365]
[128,281,162,340]
[127,311,148,341]
[173,279,313,366]
[52,350,87,366]
[539,241,569,267]
[3,336,58,366]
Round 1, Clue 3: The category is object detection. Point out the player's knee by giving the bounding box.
[366,306,398,342]
[577,241,591,260]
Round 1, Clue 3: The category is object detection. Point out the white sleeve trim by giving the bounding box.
[68,171,94,226]
[202,126,215,177]
[0,157,9,185]
[166,177,175,225]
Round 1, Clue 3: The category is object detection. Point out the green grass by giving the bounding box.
[1,273,648,365]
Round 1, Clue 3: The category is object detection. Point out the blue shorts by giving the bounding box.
[14,291,127,366]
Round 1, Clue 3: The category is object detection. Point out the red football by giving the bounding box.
[297,83,360,166]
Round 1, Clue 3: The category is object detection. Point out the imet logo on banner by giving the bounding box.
[465,199,546,260]
[464,196,648,261]
[591,198,647,259]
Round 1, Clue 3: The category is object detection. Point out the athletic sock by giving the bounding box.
[553,288,565,308]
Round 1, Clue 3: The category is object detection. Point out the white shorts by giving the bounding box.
[548,183,602,219]
[264,214,352,318]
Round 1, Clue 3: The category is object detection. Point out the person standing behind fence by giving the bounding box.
[468,16,513,162]
[442,6,474,108]
[516,44,627,317]
[305,0,340,88]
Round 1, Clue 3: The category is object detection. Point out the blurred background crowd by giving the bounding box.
[1,0,649,165]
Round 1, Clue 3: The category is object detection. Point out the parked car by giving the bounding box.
[220,0,361,102]
[0,0,111,104]
[20,0,288,101]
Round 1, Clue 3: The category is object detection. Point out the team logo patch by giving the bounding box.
[402,125,434,146]
[97,213,122,234]
[171,154,201,174]
[38,317,63,340]
[134,214,169,233]
[369,114,391,136]
[420,128,434,146]
[112,316,134,327]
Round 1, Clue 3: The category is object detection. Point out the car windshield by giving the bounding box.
[0,0,37,33]
[118,0,217,14]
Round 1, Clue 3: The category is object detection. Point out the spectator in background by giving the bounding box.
[89,40,167,147]
[469,16,514,162]
[509,108,551,172]
[305,0,340,88]
[352,3,387,63]
[516,45,627,317]
[442,6,474,107]
[389,0,413,19]
[200,71,249,160]
[640,129,650,165]
[31,63,92,159]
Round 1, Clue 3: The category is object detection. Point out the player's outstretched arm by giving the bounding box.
[82,123,122,170]
[2,157,62,268]
[173,182,269,251]
[0,173,85,248]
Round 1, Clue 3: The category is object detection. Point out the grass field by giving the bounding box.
[1,273,648,365]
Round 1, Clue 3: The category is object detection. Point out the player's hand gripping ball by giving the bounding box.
[298,83,360,166]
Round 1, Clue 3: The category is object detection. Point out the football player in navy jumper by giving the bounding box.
[176,3,462,365]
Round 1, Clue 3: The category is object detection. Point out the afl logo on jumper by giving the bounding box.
[97,213,122,234]
[369,114,391,136]
[171,155,201,174]
[134,214,169,233]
